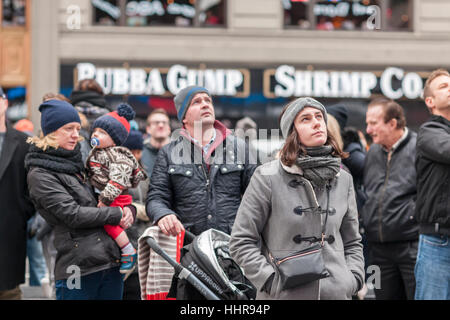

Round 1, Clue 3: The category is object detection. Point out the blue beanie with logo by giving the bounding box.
[173,86,210,121]
[39,99,81,136]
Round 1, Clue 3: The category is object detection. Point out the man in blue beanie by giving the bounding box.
[147,85,258,237]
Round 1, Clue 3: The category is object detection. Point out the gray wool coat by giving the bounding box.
[230,159,365,300]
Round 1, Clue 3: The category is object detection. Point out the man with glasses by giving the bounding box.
[141,108,171,176]
[0,87,35,299]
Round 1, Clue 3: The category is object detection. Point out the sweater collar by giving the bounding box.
[180,120,232,160]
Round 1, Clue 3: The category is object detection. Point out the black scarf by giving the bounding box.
[69,90,108,110]
[25,143,85,174]
[295,145,341,189]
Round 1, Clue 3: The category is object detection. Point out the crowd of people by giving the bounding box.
[0,68,448,300]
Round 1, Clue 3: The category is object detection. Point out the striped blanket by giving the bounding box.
[138,226,185,300]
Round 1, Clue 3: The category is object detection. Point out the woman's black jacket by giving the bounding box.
[27,166,123,281]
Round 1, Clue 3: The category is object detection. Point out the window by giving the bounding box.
[386,0,412,30]
[283,0,413,31]
[92,0,226,27]
[93,0,121,26]
[2,0,26,27]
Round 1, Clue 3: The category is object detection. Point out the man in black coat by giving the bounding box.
[363,97,418,300]
[147,86,258,236]
[0,87,35,299]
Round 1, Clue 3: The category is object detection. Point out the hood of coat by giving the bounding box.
[279,160,303,176]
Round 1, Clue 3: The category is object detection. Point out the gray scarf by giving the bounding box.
[295,145,341,189]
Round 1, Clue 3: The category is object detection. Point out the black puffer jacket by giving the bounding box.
[415,115,450,236]
[362,129,419,243]
[146,121,257,235]
[25,144,123,281]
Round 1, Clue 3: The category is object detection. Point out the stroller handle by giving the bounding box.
[146,236,220,300]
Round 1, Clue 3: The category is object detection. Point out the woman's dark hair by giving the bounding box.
[74,79,104,95]
[342,126,361,148]
[42,92,70,103]
[278,103,348,167]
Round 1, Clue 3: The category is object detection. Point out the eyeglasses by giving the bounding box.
[0,94,6,100]
[148,120,169,126]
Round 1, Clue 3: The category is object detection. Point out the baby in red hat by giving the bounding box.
[86,103,147,280]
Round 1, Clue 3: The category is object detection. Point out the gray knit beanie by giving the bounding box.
[280,97,328,139]
[173,85,210,121]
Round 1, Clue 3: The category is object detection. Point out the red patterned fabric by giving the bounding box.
[138,226,185,300]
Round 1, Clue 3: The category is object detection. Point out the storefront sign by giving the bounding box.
[265,65,424,100]
[76,63,250,97]
[76,63,424,101]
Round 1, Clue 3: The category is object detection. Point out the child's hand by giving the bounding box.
[97,201,106,208]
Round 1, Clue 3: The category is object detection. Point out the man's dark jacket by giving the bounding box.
[362,129,419,243]
[0,125,35,290]
[415,115,450,236]
[141,141,160,176]
[146,121,258,235]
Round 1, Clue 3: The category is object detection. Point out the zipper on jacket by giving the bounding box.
[377,151,392,243]
[200,163,210,192]
[274,248,321,265]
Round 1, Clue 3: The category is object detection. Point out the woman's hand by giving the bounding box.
[97,201,106,208]
[120,206,134,230]
[157,214,184,236]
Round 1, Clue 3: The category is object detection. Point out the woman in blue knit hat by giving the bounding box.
[25,99,136,300]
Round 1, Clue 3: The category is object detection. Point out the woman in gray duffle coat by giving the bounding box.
[230,97,365,300]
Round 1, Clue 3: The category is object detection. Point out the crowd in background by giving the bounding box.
[0,68,448,300]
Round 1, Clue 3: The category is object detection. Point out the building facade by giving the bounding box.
[20,0,450,134]
[0,0,30,122]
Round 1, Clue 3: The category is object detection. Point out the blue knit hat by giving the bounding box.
[39,99,81,136]
[123,129,144,151]
[173,85,210,121]
[92,103,135,146]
